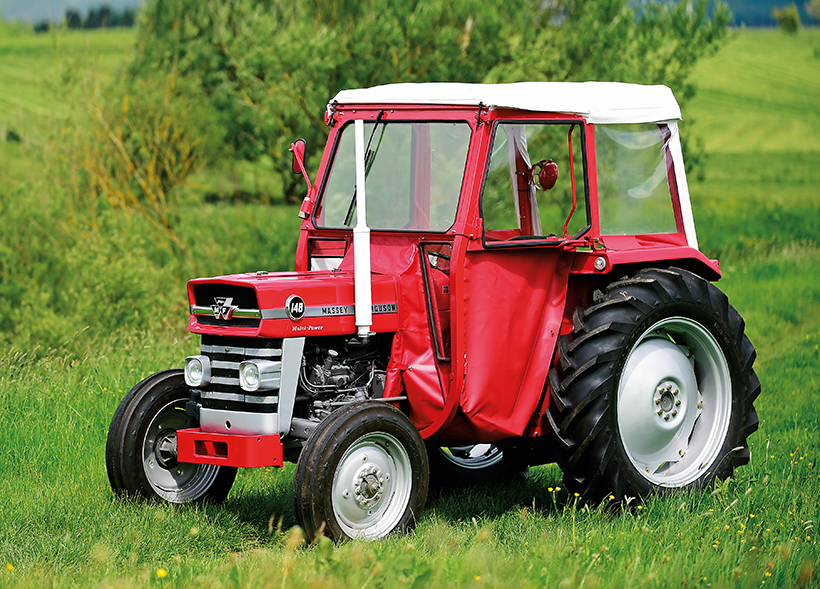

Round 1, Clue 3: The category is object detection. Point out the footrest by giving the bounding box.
[176,428,283,468]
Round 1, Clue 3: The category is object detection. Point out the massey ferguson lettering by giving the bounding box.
[320,303,397,316]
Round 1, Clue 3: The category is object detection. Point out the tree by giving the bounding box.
[129,0,732,201]
[65,9,82,29]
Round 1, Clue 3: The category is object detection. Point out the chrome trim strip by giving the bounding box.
[202,391,244,402]
[201,391,279,405]
[245,347,283,358]
[211,360,240,370]
[190,305,261,319]
[211,376,240,386]
[244,395,279,405]
[201,344,282,358]
[261,303,397,320]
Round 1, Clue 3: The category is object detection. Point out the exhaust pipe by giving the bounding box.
[353,119,372,341]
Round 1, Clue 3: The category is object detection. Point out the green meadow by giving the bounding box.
[1,26,820,588]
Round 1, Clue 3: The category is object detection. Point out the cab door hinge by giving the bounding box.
[475,103,490,126]
[462,223,481,240]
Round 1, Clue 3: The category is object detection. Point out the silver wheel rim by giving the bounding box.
[617,317,732,487]
[332,432,412,539]
[437,444,504,471]
[142,400,221,503]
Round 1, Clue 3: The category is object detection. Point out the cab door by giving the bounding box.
[456,118,591,441]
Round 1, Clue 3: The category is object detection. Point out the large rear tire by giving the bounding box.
[548,268,760,501]
[107,370,237,503]
[294,401,429,542]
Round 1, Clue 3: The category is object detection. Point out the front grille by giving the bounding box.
[198,334,283,414]
[192,284,261,328]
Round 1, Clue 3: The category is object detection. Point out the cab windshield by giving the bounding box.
[315,121,472,232]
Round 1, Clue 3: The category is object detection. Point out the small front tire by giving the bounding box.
[294,401,429,542]
[107,370,237,503]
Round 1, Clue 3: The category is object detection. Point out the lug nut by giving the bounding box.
[679,450,685,457]
[657,409,663,416]
[664,414,670,421]
[675,399,681,406]
[673,388,679,396]
[655,398,661,405]
[672,410,678,417]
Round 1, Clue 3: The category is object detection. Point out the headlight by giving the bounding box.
[239,360,282,392]
[184,355,211,387]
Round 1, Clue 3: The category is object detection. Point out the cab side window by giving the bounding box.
[482,122,588,242]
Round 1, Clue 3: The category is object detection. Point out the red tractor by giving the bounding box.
[107,82,759,541]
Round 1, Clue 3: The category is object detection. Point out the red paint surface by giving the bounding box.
[177,429,283,468]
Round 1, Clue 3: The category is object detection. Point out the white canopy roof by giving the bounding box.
[331,82,681,125]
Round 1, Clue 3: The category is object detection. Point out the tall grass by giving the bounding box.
[1,326,817,587]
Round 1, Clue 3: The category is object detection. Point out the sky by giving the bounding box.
[1,0,817,27]
[0,0,144,23]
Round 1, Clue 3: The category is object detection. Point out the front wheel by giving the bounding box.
[548,268,760,501]
[106,370,237,503]
[294,401,429,542]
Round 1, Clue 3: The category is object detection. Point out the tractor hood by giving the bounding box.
[187,270,399,339]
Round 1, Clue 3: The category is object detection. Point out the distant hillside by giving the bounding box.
[723,0,817,27]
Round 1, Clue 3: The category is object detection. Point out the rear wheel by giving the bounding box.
[107,370,237,503]
[548,268,760,501]
[294,401,429,542]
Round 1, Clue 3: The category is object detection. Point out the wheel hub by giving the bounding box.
[654,381,682,421]
[352,464,386,508]
[154,429,179,469]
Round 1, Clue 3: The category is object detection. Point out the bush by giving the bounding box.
[0,182,189,354]
[773,4,801,34]
[55,68,225,255]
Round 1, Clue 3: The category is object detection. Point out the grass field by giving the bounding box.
[1,26,820,589]
[0,27,135,183]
